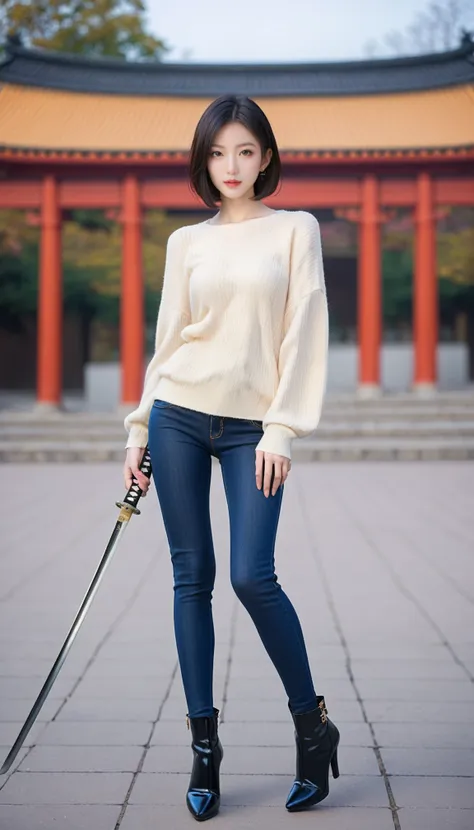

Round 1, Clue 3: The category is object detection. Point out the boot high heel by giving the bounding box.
[186,707,224,822]
[285,695,340,812]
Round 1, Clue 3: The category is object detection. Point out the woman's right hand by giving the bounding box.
[123,447,151,496]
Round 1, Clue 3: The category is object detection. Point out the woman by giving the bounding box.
[123,94,340,822]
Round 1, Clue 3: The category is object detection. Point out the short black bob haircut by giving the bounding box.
[188,95,282,209]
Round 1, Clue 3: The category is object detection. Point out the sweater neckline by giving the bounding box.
[204,209,287,227]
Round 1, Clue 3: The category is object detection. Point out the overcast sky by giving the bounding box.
[145,0,463,63]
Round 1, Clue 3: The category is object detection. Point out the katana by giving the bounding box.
[0,446,152,776]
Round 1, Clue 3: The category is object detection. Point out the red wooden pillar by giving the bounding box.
[358,174,382,396]
[414,172,437,392]
[37,175,62,408]
[120,174,144,405]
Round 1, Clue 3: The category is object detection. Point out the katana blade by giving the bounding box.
[0,446,152,776]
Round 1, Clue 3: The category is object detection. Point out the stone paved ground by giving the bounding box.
[0,461,473,830]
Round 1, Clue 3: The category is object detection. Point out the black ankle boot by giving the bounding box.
[185,707,224,821]
[285,695,340,812]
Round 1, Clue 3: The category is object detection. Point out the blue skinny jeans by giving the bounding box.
[147,398,318,718]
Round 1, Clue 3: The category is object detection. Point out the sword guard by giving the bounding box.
[115,502,140,522]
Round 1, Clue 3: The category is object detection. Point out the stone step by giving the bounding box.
[1,393,474,460]
[1,391,474,417]
[1,405,474,426]
[1,420,474,441]
[2,437,473,462]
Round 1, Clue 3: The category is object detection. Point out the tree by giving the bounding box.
[363,0,474,57]
[0,0,170,60]
[0,207,200,360]
[439,227,474,287]
[0,211,38,333]
[438,225,474,380]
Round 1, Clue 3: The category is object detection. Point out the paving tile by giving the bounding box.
[356,678,474,701]
[398,807,474,829]
[346,645,450,660]
[350,659,468,680]
[454,647,474,659]
[390,776,474,808]
[382,748,474,776]
[0,806,121,830]
[71,674,171,699]
[17,744,143,772]
[0,772,134,804]
[282,659,349,680]
[225,676,356,701]
[120,804,395,829]
[98,641,177,660]
[373,722,474,749]
[55,697,159,722]
[363,701,474,723]
[82,659,177,679]
[36,720,151,746]
[222,699,363,723]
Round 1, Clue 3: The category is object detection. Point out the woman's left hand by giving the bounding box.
[255,450,291,497]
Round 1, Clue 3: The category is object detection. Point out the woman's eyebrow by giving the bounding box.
[211,142,257,148]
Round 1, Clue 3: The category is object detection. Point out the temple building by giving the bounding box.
[0,37,473,408]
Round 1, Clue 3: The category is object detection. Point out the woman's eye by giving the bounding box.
[209,149,252,157]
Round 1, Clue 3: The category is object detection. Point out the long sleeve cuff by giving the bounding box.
[125,425,149,449]
[255,424,298,460]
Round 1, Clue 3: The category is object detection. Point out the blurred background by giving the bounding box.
[0,0,473,416]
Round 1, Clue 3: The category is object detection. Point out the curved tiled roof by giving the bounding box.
[1,36,474,97]
[0,83,473,154]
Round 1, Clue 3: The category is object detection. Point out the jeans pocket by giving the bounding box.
[153,399,173,409]
[249,419,263,428]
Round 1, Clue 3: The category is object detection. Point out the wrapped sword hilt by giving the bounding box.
[115,444,152,519]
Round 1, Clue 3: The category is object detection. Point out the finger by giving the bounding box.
[271,461,282,496]
[139,475,150,494]
[263,456,274,497]
[132,467,149,493]
[255,451,263,490]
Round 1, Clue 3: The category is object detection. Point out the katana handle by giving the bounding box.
[125,445,152,509]
[116,444,152,516]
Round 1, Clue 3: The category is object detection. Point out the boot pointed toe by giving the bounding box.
[186,789,220,821]
[285,779,324,811]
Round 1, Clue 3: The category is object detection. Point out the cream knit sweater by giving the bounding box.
[124,209,328,460]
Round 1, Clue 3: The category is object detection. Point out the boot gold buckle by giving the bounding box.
[318,699,328,723]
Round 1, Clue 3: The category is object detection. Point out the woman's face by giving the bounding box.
[207,120,271,204]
